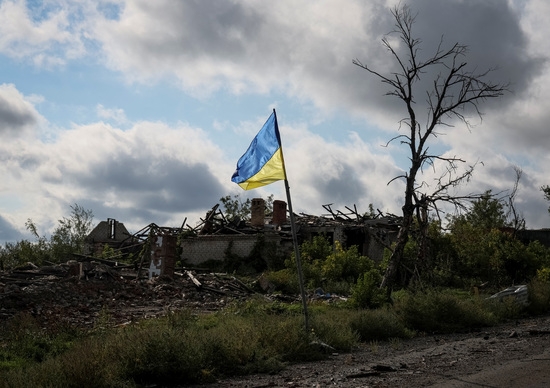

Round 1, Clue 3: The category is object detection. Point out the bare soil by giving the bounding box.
[2,264,550,387]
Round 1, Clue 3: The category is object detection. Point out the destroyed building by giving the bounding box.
[83,199,401,279]
[178,199,400,267]
[85,218,132,256]
[84,199,550,283]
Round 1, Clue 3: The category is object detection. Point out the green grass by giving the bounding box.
[393,288,500,333]
[1,284,543,388]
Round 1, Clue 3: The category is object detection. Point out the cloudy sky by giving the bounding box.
[1,0,549,243]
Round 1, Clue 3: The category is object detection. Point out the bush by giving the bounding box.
[285,236,376,294]
[527,278,550,315]
[350,269,386,309]
[263,268,300,294]
[395,289,498,333]
[348,308,413,342]
[322,242,374,284]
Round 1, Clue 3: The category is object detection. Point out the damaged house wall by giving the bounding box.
[180,197,288,266]
[180,233,283,266]
[148,233,177,278]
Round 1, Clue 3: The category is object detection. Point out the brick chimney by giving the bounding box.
[272,200,287,226]
[250,198,265,228]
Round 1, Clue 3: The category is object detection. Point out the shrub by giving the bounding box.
[395,289,498,333]
[350,269,386,309]
[348,308,413,342]
[527,278,550,315]
[285,236,376,294]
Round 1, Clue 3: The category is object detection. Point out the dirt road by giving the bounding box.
[203,314,550,387]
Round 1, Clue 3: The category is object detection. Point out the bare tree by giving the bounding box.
[542,185,550,215]
[505,166,525,232]
[353,5,508,293]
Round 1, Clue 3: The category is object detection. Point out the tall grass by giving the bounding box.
[1,286,538,387]
[0,301,358,387]
[394,289,500,333]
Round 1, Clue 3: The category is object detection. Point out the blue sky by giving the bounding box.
[1,0,549,243]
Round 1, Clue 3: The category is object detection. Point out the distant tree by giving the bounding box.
[1,204,94,268]
[49,203,94,260]
[220,194,274,221]
[457,191,508,230]
[448,195,544,287]
[542,185,550,214]
[504,167,525,231]
[353,5,508,293]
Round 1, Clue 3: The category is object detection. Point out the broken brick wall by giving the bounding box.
[180,233,282,266]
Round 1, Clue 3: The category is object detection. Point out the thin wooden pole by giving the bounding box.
[273,108,309,331]
[284,178,309,331]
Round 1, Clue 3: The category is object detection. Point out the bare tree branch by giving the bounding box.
[353,4,508,292]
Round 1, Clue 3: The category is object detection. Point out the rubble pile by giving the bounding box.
[0,260,254,329]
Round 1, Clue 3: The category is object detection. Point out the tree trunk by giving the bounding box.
[380,168,417,295]
[380,210,412,291]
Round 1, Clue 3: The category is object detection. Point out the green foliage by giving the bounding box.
[0,204,94,269]
[220,194,274,221]
[0,239,49,269]
[460,191,509,230]
[5,289,549,387]
[0,313,80,373]
[348,308,413,342]
[350,269,386,309]
[49,203,94,261]
[394,289,499,333]
[263,268,300,294]
[449,224,549,287]
[445,194,550,288]
[1,303,360,387]
[322,242,374,283]
[101,244,117,260]
[536,267,550,282]
[220,194,252,221]
[527,278,550,315]
[484,295,524,321]
[285,235,331,288]
[285,236,376,294]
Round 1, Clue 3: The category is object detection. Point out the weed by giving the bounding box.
[369,340,379,353]
[390,337,401,350]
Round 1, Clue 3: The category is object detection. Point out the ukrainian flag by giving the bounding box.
[231,110,287,190]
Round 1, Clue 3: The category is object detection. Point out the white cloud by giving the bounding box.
[2,0,550,241]
[96,104,128,124]
[0,0,91,67]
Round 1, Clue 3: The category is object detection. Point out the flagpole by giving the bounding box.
[273,109,309,332]
[284,179,310,331]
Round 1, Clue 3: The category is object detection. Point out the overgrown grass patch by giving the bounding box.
[527,278,550,315]
[394,289,499,333]
[0,301,358,388]
[0,312,80,371]
[348,308,414,342]
[1,287,533,388]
